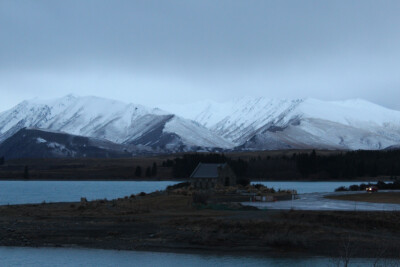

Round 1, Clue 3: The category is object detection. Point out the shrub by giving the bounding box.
[349,184,359,191]
[253,183,265,189]
[377,180,386,189]
[167,182,190,191]
[270,187,276,193]
[359,183,367,190]
[335,186,347,192]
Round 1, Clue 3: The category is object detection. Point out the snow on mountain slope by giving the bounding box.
[299,98,400,127]
[0,94,160,142]
[161,97,305,144]
[0,95,233,150]
[163,116,232,148]
[121,114,233,149]
[161,97,400,150]
[3,95,400,152]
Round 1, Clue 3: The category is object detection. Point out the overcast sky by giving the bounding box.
[1,0,400,111]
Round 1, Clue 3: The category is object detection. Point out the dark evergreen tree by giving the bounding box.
[145,166,151,177]
[162,159,174,167]
[356,161,365,177]
[371,162,378,177]
[151,162,157,176]
[0,156,4,165]
[135,166,142,177]
[23,165,29,179]
[296,153,310,177]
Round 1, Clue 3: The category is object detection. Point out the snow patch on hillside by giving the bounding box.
[36,137,47,144]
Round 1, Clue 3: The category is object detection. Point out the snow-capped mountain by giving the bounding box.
[0,95,233,151]
[2,94,400,155]
[161,97,400,150]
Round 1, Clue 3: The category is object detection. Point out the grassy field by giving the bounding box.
[326,192,400,204]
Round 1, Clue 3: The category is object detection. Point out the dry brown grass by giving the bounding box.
[134,194,192,211]
[3,192,400,257]
[326,192,400,204]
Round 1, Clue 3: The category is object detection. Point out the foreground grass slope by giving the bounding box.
[1,192,400,258]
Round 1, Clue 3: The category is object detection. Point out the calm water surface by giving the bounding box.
[0,247,382,267]
[0,180,371,205]
[0,181,179,205]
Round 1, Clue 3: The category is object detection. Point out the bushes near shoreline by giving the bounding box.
[335,180,400,192]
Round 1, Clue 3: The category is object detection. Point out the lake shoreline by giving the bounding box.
[1,193,400,259]
[0,178,388,182]
[0,242,334,260]
[0,178,184,182]
[2,246,381,267]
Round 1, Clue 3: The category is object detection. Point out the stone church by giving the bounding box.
[189,163,237,189]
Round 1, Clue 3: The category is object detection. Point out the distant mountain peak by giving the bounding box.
[161,96,400,150]
[0,95,232,152]
[1,95,400,155]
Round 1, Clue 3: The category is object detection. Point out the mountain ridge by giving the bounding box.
[0,95,232,152]
[1,95,400,156]
[161,97,400,150]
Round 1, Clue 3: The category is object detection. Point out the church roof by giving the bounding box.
[190,163,227,178]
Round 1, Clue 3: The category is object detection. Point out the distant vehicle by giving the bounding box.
[366,186,378,192]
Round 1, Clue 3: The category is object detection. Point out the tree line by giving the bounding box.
[246,150,400,179]
[293,150,400,179]
[162,153,248,178]
[133,162,157,178]
[163,150,400,180]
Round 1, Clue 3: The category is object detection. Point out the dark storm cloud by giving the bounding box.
[1,0,400,109]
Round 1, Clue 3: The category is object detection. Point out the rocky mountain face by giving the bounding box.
[0,128,134,159]
[1,95,400,158]
[162,97,400,150]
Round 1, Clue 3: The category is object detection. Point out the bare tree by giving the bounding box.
[329,234,355,267]
[340,235,355,267]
